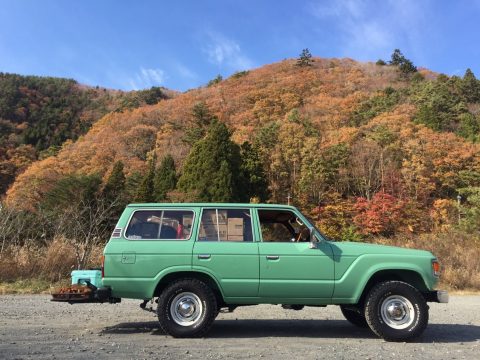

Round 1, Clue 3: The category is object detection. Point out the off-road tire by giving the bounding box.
[157,278,217,338]
[364,280,428,342]
[340,305,368,328]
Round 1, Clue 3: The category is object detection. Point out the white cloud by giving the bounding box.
[312,0,363,18]
[176,63,198,80]
[203,31,255,70]
[309,0,430,61]
[127,67,166,90]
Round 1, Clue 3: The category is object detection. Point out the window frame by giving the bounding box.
[123,208,196,241]
[197,207,255,242]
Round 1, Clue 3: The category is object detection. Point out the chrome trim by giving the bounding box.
[170,292,203,327]
[380,295,415,330]
[437,290,449,303]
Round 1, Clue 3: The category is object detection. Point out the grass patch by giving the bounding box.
[0,278,70,295]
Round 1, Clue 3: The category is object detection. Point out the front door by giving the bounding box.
[256,208,334,299]
[192,208,259,298]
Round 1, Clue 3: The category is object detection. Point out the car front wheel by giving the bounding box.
[364,280,428,341]
[157,278,217,338]
[340,305,368,328]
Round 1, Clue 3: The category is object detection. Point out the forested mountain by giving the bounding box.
[3,54,480,240]
[0,73,172,194]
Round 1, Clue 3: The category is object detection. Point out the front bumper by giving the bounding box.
[424,290,449,303]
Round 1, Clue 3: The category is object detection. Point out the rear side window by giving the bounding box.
[199,208,253,242]
[125,210,194,240]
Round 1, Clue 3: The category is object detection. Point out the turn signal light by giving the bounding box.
[432,260,440,277]
[102,256,105,278]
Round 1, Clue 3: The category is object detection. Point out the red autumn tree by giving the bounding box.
[353,191,404,236]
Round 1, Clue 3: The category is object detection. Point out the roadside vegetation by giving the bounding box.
[1,49,480,292]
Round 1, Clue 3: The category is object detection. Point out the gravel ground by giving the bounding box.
[0,295,479,359]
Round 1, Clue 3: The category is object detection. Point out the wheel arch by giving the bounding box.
[153,271,225,306]
[356,269,429,306]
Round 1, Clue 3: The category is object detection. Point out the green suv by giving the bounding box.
[101,203,448,341]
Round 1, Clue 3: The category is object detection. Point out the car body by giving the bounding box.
[101,203,448,341]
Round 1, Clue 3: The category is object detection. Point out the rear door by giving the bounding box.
[256,208,334,300]
[104,208,196,299]
[192,207,259,298]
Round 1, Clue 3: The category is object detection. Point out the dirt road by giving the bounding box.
[0,295,479,359]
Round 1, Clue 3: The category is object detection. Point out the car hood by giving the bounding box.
[329,241,434,258]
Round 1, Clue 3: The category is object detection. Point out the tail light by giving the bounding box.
[102,256,105,278]
[432,260,440,277]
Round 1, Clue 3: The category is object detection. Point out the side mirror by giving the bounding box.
[309,228,319,249]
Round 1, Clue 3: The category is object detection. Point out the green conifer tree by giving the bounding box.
[389,49,417,76]
[461,68,480,103]
[135,153,156,203]
[100,160,127,228]
[103,161,126,202]
[154,154,177,201]
[177,120,246,202]
[240,141,270,201]
[296,48,313,67]
[182,102,216,145]
[209,160,233,202]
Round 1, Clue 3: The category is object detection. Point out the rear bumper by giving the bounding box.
[424,290,449,303]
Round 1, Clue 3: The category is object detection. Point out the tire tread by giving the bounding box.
[364,280,428,342]
[157,278,217,338]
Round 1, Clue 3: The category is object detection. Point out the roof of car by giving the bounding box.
[126,203,298,210]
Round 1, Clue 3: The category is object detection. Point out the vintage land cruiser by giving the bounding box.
[90,203,447,341]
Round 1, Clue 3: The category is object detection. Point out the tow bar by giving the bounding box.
[51,280,120,305]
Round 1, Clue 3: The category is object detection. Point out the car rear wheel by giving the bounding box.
[364,280,428,341]
[340,305,368,328]
[157,278,217,338]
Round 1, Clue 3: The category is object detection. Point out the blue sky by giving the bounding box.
[1,0,479,91]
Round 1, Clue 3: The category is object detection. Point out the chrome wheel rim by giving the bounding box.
[170,292,203,326]
[380,295,415,329]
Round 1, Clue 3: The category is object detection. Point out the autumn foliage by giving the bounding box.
[3,56,480,242]
[353,192,404,236]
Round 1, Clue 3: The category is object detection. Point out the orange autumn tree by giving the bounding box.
[353,191,404,236]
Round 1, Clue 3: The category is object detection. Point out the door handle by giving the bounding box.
[198,254,211,259]
[266,255,280,260]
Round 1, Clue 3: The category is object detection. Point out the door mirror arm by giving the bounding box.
[309,227,320,249]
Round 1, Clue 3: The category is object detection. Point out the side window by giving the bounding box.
[260,223,293,242]
[199,209,253,242]
[125,210,194,240]
[258,209,310,242]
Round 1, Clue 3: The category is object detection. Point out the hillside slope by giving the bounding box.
[5,58,480,237]
[0,73,173,194]
[3,59,398,199]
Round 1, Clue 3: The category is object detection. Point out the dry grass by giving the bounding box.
[1,231,479,293]
[0,278,70,295]
[372,230,480,291]
[0,237,104,290]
